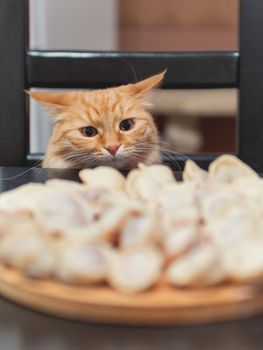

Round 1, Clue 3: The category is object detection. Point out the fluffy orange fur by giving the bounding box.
[28,71,165,170]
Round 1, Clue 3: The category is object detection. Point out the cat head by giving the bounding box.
[28,71,166,170]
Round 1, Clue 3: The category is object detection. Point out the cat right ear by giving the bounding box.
[26,91,77,112]
[125,70,167,95]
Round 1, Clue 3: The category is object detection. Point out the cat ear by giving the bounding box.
[26,91,77,110]
[126,70,166,95]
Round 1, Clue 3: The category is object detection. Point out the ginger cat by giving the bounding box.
[28,71,165,170]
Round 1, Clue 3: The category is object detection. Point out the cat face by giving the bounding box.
[28,71,165,170]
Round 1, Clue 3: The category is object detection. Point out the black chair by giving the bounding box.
[0,0,263,172]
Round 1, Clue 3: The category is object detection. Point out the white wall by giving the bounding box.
[29,0,117,153]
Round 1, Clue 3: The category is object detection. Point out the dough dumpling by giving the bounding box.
[166,243,223,287]
[126,163,175,201]
[183,160,208,182]
[108,246,163,293]
[79,167,126,191]
[222,240,263,283]
[0,229,54,278]
[55,241,113,284]
[208,155,259,183]
[120,214,160,249]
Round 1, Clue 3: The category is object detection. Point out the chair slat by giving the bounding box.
[238,0,263,173]
[0,0,29,166]
[26,50,239,89]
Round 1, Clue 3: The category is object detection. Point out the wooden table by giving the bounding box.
[1,166,263,350]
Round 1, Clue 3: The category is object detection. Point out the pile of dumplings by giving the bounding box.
[0,154,263,293]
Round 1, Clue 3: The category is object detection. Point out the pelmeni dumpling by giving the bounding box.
[222,239,263,283]
[208,155,259,184]
[79,167,126,191]
[46,179,84,193]
[166,243,224,287]
[200,189,263,244]
[159,183,200,230]
[183,160,208,182]
[126,163,175,201]
[0,229,54,278]
[108,246,163,293]
[161,225,199,259]
[120,213,160,249]
[55,241,113,284]
[33,191,92,238]
[159,182,197,210]
[0,183,47,212]
[137,163,176,184]
[232,177,263,215]
[88,205,137,243]
[0,210,34,238]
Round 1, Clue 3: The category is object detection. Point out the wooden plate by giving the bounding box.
[0,263,263,326]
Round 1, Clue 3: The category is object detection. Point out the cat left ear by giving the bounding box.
[127,70,166,95]
[26,91,77,109]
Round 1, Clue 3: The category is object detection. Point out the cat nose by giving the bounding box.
[105,145,120,156]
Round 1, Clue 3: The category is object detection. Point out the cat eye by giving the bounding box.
[119,119,135,131]
[80,126,98,137]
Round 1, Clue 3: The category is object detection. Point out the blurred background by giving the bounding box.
[30,0,238,157]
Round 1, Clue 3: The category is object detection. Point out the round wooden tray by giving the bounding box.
[0,263,263,326]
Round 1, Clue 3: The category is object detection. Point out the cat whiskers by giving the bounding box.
[134,141,189,171]
[122,148,145,162]
[60,147,118,168]
[123,153,143,167]
[158,141,191,162]
[61,151,100,168]
[0,160,43,181]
